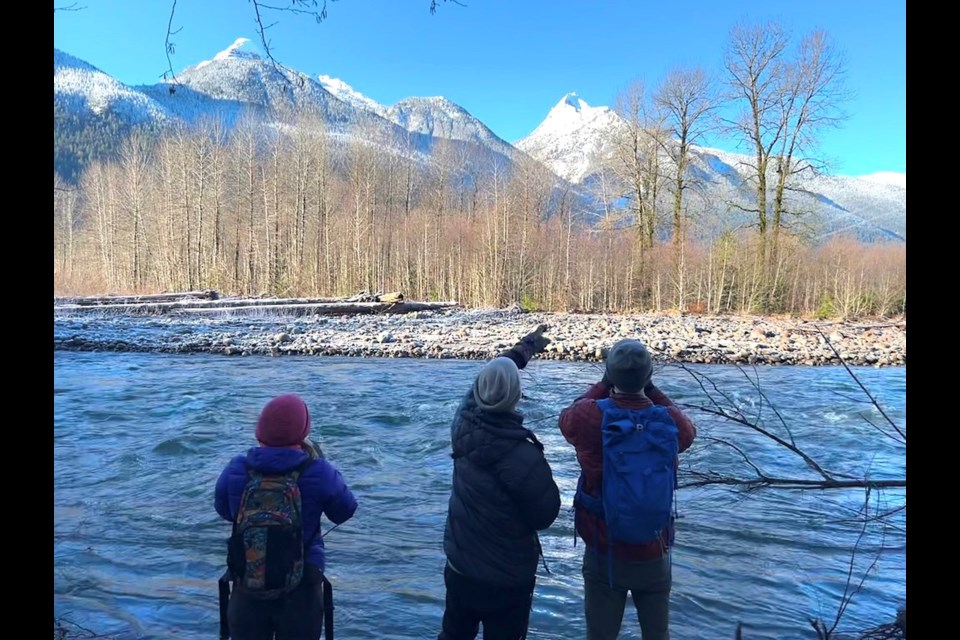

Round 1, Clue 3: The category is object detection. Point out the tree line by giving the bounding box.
[52,114,903,319]
[52,20,905,319]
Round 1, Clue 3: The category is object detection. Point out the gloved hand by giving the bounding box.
[601,370,613,387]
[522,324,551,355]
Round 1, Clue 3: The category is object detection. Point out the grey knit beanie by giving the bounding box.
[473,357,522,412]
[605,339,653,393]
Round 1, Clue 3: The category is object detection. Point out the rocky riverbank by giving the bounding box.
[53,307,906,367]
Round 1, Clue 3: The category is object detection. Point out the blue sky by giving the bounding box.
[53,0,906,177]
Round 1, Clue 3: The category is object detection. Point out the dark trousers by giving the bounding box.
[438,563,535,640]
[582,549,672,640]
[228,565,325,640]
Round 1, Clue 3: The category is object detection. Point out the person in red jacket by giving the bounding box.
[558,339,696,640]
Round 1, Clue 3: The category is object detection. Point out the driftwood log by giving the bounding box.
[53,291,456,317]
[53,290,220,306]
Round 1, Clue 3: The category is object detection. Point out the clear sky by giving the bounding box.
[53,0,906,177]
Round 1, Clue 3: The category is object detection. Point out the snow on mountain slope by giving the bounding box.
[515,93,626,183]
[140,38,367,130]
[54,49,171,124]
[801,173,906,240]
[136,41,521,168]
[53,44,904,244]
[518,95,906,242]
[384,96,517,156]
[857,172,906,189]
[317,75,390,119]
[317,77,525,161]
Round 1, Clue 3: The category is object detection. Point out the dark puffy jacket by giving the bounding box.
[442,344,561,587]
[215,446,357,571]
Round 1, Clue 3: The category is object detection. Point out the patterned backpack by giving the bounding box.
[227,459,312,599]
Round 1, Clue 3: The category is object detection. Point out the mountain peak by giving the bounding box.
[543,93,612,123]
[190,38,262,72]
[214,37,259,61]
[514,93,625,183]
[561,92,587,111]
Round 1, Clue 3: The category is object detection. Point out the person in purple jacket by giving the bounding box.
[215,393,357,640]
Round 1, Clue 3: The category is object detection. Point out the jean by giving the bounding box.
[438,562,536,640]
[582,549,672,640]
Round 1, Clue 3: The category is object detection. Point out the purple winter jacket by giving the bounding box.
[214,446,357,570]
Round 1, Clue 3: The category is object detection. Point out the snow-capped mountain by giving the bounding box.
[318,76,526,162]
[55,39,528,183]
[54,49,171,124]
[138,38,383,133]
[386,97,521,160]
[516,93,626,184]
[857,172,906,189]
[53,42,905,243]
[317,74,390,119]
[517,94,906,242]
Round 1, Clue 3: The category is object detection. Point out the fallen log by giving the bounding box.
[54,290,219,306]
[178,301,457,316]
[379,291,405,303]
[53,298,459,316]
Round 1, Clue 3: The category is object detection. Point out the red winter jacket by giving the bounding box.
[558,380,696,561]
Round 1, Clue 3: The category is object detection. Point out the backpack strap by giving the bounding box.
[292,457,313,478]
[322,574,335,640]
[292,457,325,549]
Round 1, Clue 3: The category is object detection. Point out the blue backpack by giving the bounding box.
[575,398,679,546]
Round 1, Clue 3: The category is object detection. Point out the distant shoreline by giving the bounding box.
[53,308,906,367]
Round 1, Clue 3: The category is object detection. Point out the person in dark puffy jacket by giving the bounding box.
[439,325,561,640]
[215,393,357,640]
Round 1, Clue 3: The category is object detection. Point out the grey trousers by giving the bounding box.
[582,549,672,640]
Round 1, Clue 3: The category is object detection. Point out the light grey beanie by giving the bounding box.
[473,357,522,412]
[605,339,653,393]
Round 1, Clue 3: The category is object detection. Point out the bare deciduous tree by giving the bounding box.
[654,66,718,310]
[723,21,849,312]
[724,20,792,240]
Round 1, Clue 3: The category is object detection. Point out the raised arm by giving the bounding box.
[317,460,358,525]
[558,379,609,445]
[645,382,697,453]
[496,324,551,370]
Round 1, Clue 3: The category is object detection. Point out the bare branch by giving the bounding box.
[431,0,468,12]
[53,615,113,638]
[257,1,330,21]
[815,326,906,442]
[679,474,904,491]
[163,0,182,87]
[698,435,767,477]
[54,3,86,11]
[687,403,841,481]
[828,488,885,636]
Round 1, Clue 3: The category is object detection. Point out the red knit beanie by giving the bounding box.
[255,394,311,447]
